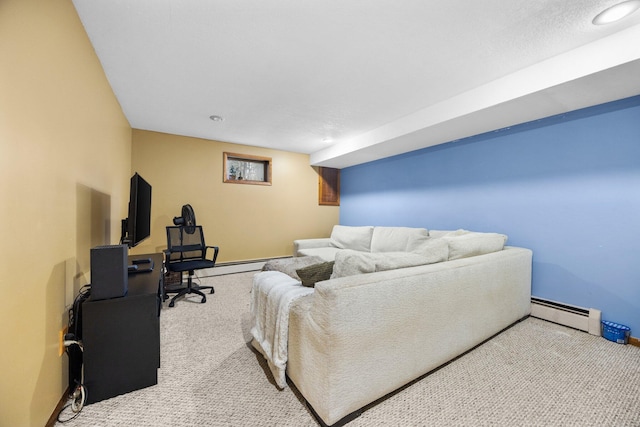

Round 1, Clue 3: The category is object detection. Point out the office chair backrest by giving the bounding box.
[166,225,207,263]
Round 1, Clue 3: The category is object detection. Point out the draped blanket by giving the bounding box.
[250,271,314,388]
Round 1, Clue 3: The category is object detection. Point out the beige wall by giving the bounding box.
[131,130,339,261]
[0,2,338,425]
[0,1,132,426]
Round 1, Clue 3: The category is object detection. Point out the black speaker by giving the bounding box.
[90,244,128,300]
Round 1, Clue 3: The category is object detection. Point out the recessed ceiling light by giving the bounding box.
[209,115,224,122]
[322,137,334,144]
[592,0,640,25]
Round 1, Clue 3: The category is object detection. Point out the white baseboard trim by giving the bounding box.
[198,257,292,277]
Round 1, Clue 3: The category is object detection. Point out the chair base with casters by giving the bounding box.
[164,225,219,308]
[165,269,214,308]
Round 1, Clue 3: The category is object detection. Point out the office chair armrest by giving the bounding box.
[205,245,219,264]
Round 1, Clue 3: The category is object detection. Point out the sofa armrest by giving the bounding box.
[293,238,332,257]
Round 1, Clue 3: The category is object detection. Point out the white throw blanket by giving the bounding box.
[250,271,314,389]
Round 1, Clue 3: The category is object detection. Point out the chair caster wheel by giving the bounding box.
[201,296,206,304]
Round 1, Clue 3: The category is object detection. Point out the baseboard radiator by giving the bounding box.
[531,297,601,336]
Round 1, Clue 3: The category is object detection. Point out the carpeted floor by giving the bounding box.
[57,271,640,426]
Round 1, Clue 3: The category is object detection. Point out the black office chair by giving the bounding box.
[164,225,219,307]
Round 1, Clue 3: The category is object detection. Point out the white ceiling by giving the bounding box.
[72,0,640,169]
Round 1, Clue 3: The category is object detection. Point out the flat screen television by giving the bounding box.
[121,172,152,248]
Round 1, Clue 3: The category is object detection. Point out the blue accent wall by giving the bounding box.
[340,95,640,336]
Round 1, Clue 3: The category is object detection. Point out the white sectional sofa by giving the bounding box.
[294,225,431,261]
[254,225,532,426]
[294,225,509,264]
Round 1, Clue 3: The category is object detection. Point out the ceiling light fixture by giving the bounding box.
[209,115,224,122]
[592,0,640,25]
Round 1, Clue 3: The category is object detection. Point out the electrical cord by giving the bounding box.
[58,286,90,423]
[56,339,87,423]
[67,284,90,335]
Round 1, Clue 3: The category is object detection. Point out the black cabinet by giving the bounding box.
[82,253,163,404]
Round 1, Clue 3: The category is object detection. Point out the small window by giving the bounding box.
[223,152,272,186]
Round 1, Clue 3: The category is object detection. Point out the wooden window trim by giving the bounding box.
[223,152,272,186]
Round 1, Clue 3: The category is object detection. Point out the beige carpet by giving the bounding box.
[57,271,640,426]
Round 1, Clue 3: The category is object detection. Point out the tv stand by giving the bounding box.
[82,253,163,404]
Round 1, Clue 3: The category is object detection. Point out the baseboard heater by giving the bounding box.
[531,297,601,336]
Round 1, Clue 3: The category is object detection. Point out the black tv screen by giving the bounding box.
[126,173,152,247]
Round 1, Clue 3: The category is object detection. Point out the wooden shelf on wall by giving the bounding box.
[318,167,340,206]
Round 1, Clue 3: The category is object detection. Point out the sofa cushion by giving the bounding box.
[330,225,374,252]
[428,229,453,238]
[262,256,325,281]
[296,247,342,262]
[370,226,430,253]
[374,252,438,272]
[331,250,438,279]
[442,231,507,260]
[410,238,449,264]
[331,250,376,278]
[296,261,335,287]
